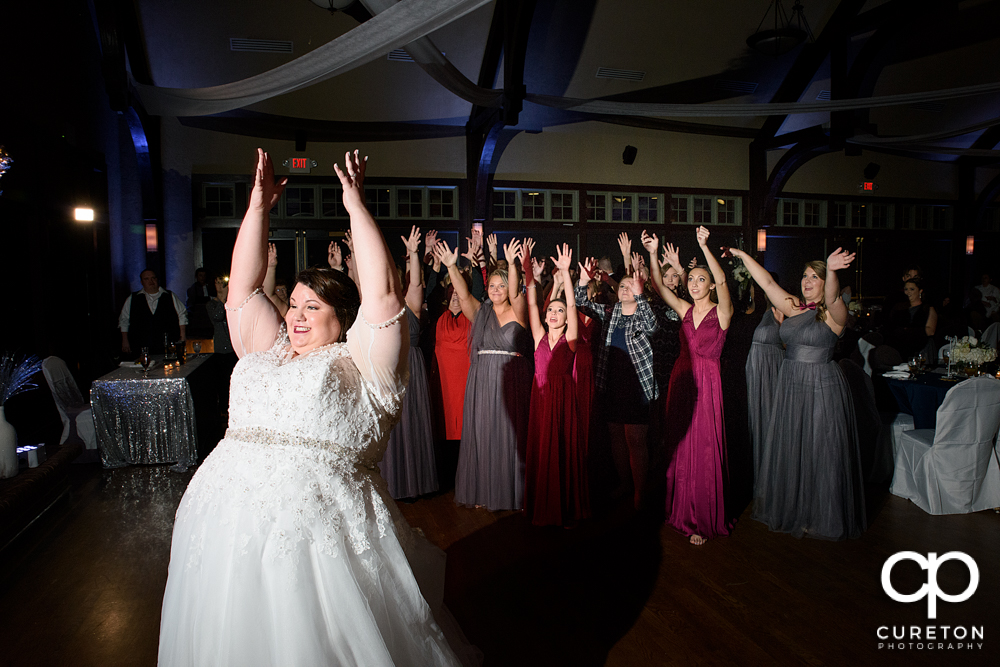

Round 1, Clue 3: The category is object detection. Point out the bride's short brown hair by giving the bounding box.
[295,267,361,336]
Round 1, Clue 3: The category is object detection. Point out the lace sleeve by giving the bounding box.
[346,306,409,412]
[225,289,283,358]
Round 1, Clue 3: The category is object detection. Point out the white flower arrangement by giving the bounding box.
[950,336,997,365]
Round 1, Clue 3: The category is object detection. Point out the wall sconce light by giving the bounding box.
[145,224,159,252]
[757,229,767,252]
[74,207,95,222]
[966,236,974,255]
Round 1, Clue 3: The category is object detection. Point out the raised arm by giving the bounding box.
[617,232,632,274]
[401,225,424,315]
[696,226,733,329]
[574,257,608,322]
[552,244,578,352]
[343,229,359,287]
[335,151,404,325]
[226,149,286,356]
[647,234,690,317]
[522,239,545,345]
[505,238,529,327]
[727,247,798,318]
[436,240,479,322]
[824,247,854,333]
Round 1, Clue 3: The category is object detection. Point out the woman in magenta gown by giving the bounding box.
[523,242,590,526]
[642,226,734,545]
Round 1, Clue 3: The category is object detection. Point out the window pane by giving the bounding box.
[321,188,348,217]
[586,193,606,222]
[285,187,315,217]
[638,195,659,223]
[804,201,822,227]
[611,195,632,222]
[717,198,736,225]
[831,203,847,228]
[693,197,712,224]
[851,204,867,228]
[493,190,516,220]
[521,191,545,220]
[428,189,455,218]
[670,196,688,223]
[365,188,391,218]
[205,186,235,218]
[551,192,575,221]
[397,188,423,218]
[870,204,888,229]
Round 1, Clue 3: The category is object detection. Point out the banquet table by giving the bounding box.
[885,369,968,430]
[90,354,217,469]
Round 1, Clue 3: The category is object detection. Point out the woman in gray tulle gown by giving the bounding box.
[381,226,439,499]
[728,247,866,540]
[745,304,784,482]
[434,238,532,511]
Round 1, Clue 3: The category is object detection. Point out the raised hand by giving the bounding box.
[248,149,287,211]
[424,229,438,251]
[532,257,545,282]
[551,243,573,271]
[663,242,681,270]
[503,238,522,265]
[344,229,354,254]
[333,150,367,214]
[268,243,278,268]
[487,233,498,261]
[578,257,597,286]
[522,238,536,262]
[640,230,659,253]
[401,225,422,254]
[688,256,698,269]
[327,241,342,269]
[434,240,459,268]
[461,238,477,263]
[827,247,856,271]
[696,225,710,248]
[617,232,632,259]
[724,246,744,259]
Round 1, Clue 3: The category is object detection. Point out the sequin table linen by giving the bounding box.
[91,355,211,468]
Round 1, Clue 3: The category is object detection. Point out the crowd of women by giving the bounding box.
[369,221,868,545]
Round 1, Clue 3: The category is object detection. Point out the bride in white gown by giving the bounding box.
[158,149,465,666]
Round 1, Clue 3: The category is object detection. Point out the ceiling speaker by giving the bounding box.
[622,145,637,165]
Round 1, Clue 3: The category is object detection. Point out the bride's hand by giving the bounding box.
[248,149,287,212]
[334,150,368,215]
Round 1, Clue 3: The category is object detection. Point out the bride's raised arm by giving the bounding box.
[338,151,409,393]
[226,149,286,358]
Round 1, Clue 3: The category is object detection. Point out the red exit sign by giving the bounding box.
[285,157,313,173]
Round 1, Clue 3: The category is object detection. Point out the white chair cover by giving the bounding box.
[41,357,97,450]
[889,377,1000,514]
[858,337,875,376]
[938,341,952,362]
[969,326,977,338]
[982,322,1000,350]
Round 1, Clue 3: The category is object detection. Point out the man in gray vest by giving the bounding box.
[119,269,188,355]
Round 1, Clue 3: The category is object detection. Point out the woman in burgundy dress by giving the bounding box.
[642,226,733,545]
[523,242,590,526]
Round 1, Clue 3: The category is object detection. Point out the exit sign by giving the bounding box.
[285,157,315,174]
[858,180,878,193]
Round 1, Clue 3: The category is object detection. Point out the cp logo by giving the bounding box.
[881,551,979,619]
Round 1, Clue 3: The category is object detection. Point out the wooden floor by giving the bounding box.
[0,462,997,666]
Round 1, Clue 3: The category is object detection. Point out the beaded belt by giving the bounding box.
[225,426,380,472]
[478,350,522,357]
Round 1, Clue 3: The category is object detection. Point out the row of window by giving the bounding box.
[203,184,458,220]
[776,199,954,230]
[491,189,742,225]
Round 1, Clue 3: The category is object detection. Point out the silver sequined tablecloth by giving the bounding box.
[91,355,211,468]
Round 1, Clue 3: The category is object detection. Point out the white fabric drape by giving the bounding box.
[134,0,494,117]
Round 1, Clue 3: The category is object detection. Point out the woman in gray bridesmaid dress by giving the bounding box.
[729,248,866,540]
[745,306,784,482]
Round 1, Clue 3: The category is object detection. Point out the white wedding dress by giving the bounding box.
[158,309,463,666]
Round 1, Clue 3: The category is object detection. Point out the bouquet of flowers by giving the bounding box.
[724,256,752,301]
[949,336,997,366]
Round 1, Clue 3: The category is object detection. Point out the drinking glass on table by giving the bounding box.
[192,341,202,358]
[140,347,151,376]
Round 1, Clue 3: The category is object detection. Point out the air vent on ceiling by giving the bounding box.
[230,38,293,53]
[596,67,645,82]
[715,79,758,94]
[910,101,944,113]
[387,49,415,62]
[816,90,832,101]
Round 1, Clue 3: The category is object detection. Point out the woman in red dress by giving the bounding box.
[523,242,590,526]
[434,284,472,441]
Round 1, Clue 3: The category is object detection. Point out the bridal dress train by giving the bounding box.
[158,308,468,666]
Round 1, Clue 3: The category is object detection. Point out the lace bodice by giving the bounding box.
[228,321,404,467]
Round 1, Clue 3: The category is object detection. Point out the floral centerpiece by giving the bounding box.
[949,336,997,367]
